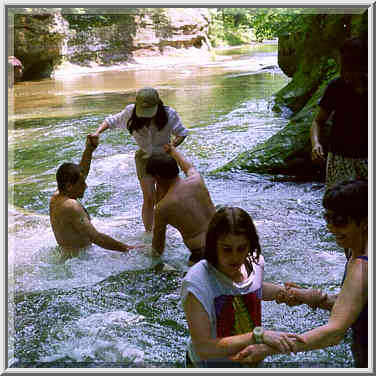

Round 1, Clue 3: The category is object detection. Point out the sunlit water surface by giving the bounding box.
[8,44,351,368]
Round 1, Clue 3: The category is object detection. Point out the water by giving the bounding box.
[8,44,352,368]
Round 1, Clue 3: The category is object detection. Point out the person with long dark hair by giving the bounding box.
[92,87,189,232]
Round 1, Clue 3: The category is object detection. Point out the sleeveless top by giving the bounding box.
[181,258,264,367]
[342,255,368,367]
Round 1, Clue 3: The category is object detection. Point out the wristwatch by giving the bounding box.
[253,326,264,344]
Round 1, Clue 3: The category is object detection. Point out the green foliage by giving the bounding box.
[61,8,140,31]
[209,8,314,45]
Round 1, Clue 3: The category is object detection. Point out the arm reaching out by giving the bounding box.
[80,135,99,178]
[93,120,110,137]
[163,144,196,177]
[262,281,329,309]
[184,293,305,363]
[68,201,143,253]
[232,257,368,364]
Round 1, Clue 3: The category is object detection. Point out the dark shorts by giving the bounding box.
[188,247,205,265]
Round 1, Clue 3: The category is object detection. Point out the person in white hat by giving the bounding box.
[92,87,189,232]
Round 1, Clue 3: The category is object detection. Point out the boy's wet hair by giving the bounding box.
[204,206,261,268]
[56,163,81,193]
[323,179,368,225]
[146,152,179,179]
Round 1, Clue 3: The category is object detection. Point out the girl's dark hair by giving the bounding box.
[323,179,368,225]
[56,163,81,193]
[127,101,168,134]
[204,207,261,269]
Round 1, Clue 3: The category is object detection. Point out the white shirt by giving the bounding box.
[181,257,264,367]
[105,104,189,156]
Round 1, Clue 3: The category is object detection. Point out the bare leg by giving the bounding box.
[139,176,156,232]
[156,182,168,204]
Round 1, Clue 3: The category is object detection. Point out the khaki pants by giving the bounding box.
[135,149,151,180]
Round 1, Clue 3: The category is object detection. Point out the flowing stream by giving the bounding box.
[8,44,352,368]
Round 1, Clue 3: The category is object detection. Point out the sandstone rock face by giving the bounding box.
[11,10,69,80]
[67,8,211,65]
[11,8,211,80]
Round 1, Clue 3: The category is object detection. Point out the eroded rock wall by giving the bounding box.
[10,10,69,80]
[10,8,211,80]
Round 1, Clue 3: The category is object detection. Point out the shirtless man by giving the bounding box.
[146,144,216,265]
[50,135,138,257]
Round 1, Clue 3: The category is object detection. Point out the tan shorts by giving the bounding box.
[135,149,151,180]
[326,152,368,189]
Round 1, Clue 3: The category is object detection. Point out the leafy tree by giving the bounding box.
[209,8,316,45]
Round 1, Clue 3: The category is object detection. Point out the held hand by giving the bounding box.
[163,143,176,154]
[284,283,328,309]
[264,330,305,354]
[126,244,145,251]
[311,143,324,161]
[87,134,99,150]
[275,283,303,306]
[230,344,269,364]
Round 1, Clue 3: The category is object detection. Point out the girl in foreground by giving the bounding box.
[181,206,320,367]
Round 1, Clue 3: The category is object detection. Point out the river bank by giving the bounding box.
[52,43,276,78]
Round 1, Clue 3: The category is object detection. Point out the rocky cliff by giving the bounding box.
[216,10,368,181]
[9,9,69,80]
[9,8,211,81]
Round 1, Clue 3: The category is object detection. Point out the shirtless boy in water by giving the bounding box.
[50,135,138,257]
[146,144,216,265]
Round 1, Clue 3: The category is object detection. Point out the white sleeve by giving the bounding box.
[167,108,189,137]
[105,104,134,130]
[180,262,212,320]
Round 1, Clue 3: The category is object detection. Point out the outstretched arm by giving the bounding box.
[163,144,196,177]
[93,119,110,137]
[232,258,368,364]
[262,281,328,308]
[79,135,99,179]
[283,282,337,311]
[184,293,304,363]
[69,201,140,252]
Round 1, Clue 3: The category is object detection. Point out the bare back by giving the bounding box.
[156,174,216,250]
[49,192,92,252]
